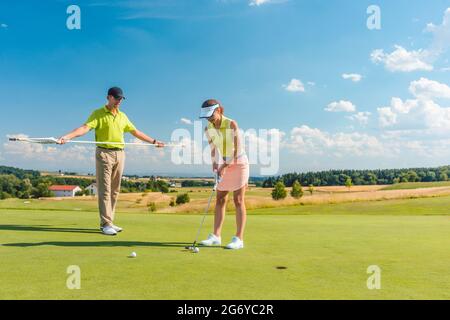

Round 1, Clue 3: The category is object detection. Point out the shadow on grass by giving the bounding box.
[2,241,219,250]
[0,224,99,234]
[0,225,223,250]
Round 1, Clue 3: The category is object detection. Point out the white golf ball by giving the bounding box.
[130,251,137,258]
[193,247,200,253]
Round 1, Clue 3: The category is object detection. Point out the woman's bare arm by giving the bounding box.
[205,127,219,172]
[230,120,240,164]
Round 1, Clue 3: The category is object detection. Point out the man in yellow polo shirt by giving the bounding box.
[57,87,164,235]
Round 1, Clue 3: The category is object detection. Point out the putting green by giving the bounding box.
[0,200,449,299]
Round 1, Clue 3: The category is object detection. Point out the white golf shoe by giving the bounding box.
[101,226,117,236]
[112,225,123,232]
[225,236,244,250]
[200,233,221,246]
[100,225,122,232]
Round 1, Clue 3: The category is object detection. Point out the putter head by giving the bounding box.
[185,241,196,250]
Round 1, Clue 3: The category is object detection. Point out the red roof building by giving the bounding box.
[48,185,82,197]
[48,185,80,191]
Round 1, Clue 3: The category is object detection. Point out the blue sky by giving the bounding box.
[1,0,450,176]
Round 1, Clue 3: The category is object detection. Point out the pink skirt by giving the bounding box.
[217,155,249,192]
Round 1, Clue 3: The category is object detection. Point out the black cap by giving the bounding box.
[107,87,125,99]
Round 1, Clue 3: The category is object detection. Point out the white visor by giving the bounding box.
[199,104,220,119]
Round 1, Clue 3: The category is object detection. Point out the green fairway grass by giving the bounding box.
[249,195,450,216]
[1,196,450,299]
[381,181,450,190]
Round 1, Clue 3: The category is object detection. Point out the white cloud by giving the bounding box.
[342,73,362,82]
[325,100,356,113]
[409,77,450,99]
[425,8,450,55]
[286,125,385,157]
[377,107,398,127]
[390,97,419,114]
[180,118,193,125]
[376,78,450,132]
[3,134,92,163]
[123,137,168,165]
[347,112,371,125]
[0,23,7,28]
[243,128,286,153]
[307,81,316,86]
[370,45,433,72]
[377,97,423,128]
[284,78,305,93]
[249,0,271,6]
[417,99,450,130]
[371,9,450,73]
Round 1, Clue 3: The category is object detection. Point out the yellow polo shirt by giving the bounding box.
[85,106,136,149]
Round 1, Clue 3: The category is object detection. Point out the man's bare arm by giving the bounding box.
[130,129,164,147]
[57,125,91,144]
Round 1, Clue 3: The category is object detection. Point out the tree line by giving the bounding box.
[0,165,171,199]
[121,178,170,194]
[262,166,450,188]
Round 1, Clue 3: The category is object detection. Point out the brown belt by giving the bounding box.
[97,146,124,151]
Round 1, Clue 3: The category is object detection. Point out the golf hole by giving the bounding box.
[276,266,287,270]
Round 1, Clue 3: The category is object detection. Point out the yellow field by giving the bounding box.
[160,185,450,213]
[23,184,450,214]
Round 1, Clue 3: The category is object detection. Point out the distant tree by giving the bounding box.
[19,178,33,199]
[146,179,171,193]
[181,180,214,188]
[32,182,52,198]
[156,180,169,193]
[147,202,157,212]
[272,181,287,200]
[424,171,436,182]
[365,173,377,185]
[0,166,40,180]
[241,165,450,188]
[290,180,303,199]
[176,193,190,205]
[75,191,84,197]
[0,174,21,197]
[339,174,350,185]
[345,177,353,190]
[308,184,314,195]
[407,171,420,182]
[0,192,12,200]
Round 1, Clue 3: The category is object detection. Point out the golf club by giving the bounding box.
[8,137,184,148]
[185,172,221,253]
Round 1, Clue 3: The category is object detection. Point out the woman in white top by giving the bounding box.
[199,99,250,250]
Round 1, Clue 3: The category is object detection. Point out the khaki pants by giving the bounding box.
[96,148,125,228]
